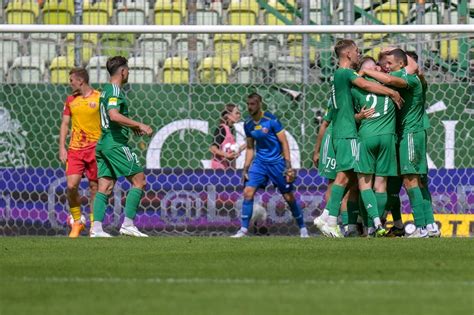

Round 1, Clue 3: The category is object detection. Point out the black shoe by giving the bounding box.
[386,226,405,237]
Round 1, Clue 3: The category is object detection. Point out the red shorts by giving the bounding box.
[65,147,98,181]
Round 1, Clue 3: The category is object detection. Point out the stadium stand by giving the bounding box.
[50,55,74,83]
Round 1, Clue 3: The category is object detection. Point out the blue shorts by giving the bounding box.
[245,158,294,194]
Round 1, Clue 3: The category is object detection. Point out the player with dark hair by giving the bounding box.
[231,93,309,238]
[59,68,101,238]
[313,39,402,238]
[90,56,153,238]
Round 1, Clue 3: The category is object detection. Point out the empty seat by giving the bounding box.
[29,33,60,64]
[42,0,74,24]
[8,56,45,83]
[100,34,135,58]
[234,56,266,83]
[87,55,109,83]
[65,33,98,65]
[154,1,184,25]
[83,1,110,25]
[174,34,207,62]
[50,56,75,84]
[128,57,157,83]
[117,0,149,25]
[440,39,459,60]
[213,34,246,64]
[0,61,8,82]
[138,34,171,66]
[265,0,296,25]
[5,0,39,24]
[250,34,282,62]
[0,33,22,66]
[162,57,189,83]
[287,34,318,62]
[227,0,259,25]
[198,57,232,83]
[196,9,220,25]
[374,3,409,24]
[275,56,302,83]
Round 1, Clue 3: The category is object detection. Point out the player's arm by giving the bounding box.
[242,137,255,183]
[312,120,329,167]
[59,114,70,163]
[276,130,296,183]
[352,77,403,109]
[354,106,376,123]
[108,109,153,136]
[209,126,236,160]
[359,69,407,89]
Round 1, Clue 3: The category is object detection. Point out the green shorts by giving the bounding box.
[318,132,337,180]
[96,145,143,179]
[333,137,358,172]
[355,134,398,176]
[399,130,427,175]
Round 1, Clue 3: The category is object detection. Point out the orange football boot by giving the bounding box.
[69,221,85,238]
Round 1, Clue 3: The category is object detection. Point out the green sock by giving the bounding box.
[360,189,379,223]
[375,192,387,218]
[327,184,345,217]
[341,211,348,225]
[358,196,370,227]
[420,185,435,225]
[347,201,359,225]
[407,187,426,228]
[93,192,108,222]
[124,188,144,220]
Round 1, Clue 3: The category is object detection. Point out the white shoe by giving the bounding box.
[407,227,429,238]
[300,227,310,238]
[427,223,441,238]
[313,216,328,236]
[321,224,344,238]
[119,225,149,237]
[90,230,112,238]
[230,229,247,238]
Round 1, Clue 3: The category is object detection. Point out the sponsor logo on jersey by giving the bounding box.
[108,98,118,106]
[254,125,262,130]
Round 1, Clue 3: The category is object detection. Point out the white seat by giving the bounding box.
[8,56,45,83]
[0,33,22,66]
[250,34,282,62]
[29,33,60,64]
[87,55,109,84]
[275,56,303,84]
[138,34,172,66]
[196,9,220,25]
[127,56,157,83]
[234,56,266,84]
[174,34,207,62]
[117,0,149,25]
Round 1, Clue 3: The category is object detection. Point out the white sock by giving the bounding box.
[240,227,248,233]
[92,221,103,232]
[373,217,382,228]
[327,215,338,227]
[320,209,329,221]
[368,227,376,235]
[394,219,404,229]
[123,217,134,227]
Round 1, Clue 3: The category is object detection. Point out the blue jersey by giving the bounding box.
[244,111,284,163]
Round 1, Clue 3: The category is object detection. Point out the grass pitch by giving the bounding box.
[1,237,473,315]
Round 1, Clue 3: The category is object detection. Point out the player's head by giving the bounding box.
[106,56,129,84]
[334,39,359,68]
[377,51,391,73]
[247,93,263,116]
[405,51,418,62]
[220,103,241,125]
[69,68,89,95]
[358,56,379,72]
[384,49,408,72]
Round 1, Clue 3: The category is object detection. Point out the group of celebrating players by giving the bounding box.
[61,39,439,238]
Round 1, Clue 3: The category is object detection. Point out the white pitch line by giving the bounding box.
[9,276,474,287]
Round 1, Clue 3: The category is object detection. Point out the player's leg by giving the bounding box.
[281,192,309,238]
[88,180,98,224]
[119,171,148,237]
[84,146,99,225]
[385,176,404,236]
[66,174,85,238]
[358,173,385,236]
[419,175,439,237]
[91,176,115,237]
[345,183,360,237]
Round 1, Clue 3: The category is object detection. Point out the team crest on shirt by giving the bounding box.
[89,102,97,108]
[262,127,269,134]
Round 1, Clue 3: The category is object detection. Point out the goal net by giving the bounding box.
[0,26,472,237]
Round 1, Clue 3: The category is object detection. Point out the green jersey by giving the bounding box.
[97,83,130,149]
[421,78,431,130]
[391,68,425,134]
[331,67,360,139]
[351,77,396,138]
[323,98,334,134]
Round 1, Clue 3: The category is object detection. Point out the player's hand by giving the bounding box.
[59,146,68,164]
[312,151,320,167]
[138,123,153,137]
[284,168,296,183]
[358,106,376,120]
[242,167,249,185]
[358,69,365,76]
[390,91,404,109]
[224,152,238,160]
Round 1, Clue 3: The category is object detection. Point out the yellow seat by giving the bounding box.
[198,57,232,84]
[83,1,109,25]
[214,34,246,64]
[265,0,296,25]
[154,1,184,25]
[100,34,135,58]
[162,57,189,83]
[50,56,75,84]
[374,3,409,24]
[287,34,318,61]
[42,0,74,24]
[440,39,458,60]
[6,0,39,24]
[227,0,259,25]
[66,33,98,65]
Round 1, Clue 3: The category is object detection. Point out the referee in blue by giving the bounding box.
[231,93,309,238]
